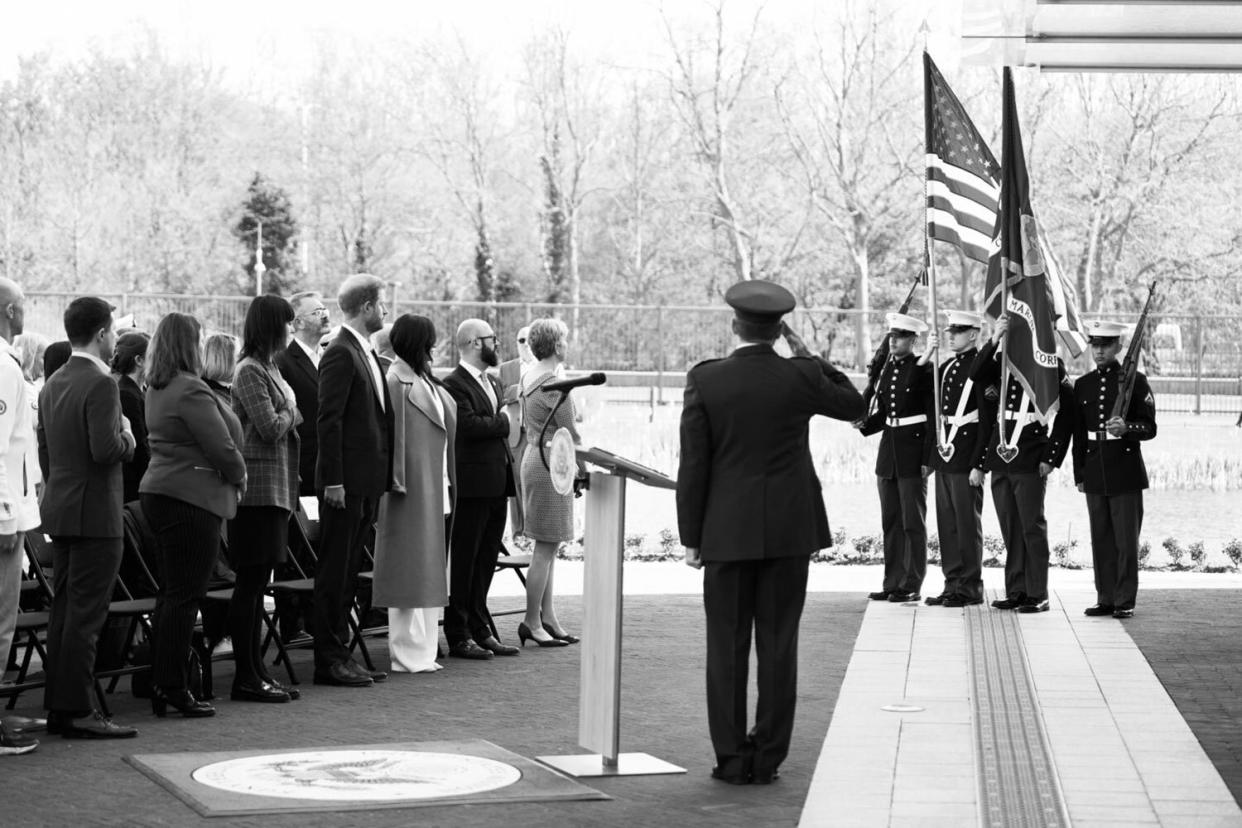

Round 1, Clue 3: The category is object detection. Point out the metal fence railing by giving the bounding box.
[21,293,1242,416]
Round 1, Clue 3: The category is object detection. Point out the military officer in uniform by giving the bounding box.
[858,312,934,604]
[1072,320,1156,619]
[677,280,864,785]
[970,317,1072,613]
[927,311,989,608]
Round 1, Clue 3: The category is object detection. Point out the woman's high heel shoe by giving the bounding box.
[542,623,580,644]
[518,622,569,648]
[151,686,216,718]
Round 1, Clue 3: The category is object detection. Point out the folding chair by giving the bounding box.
[2,554,50,710]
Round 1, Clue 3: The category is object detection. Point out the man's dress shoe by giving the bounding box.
[478,636,520,656]
[943,594,983,607]
[1084,604,1115,617]
[449,641,494,660]
[313,661,373,687]
[710,766,750,785]
[59,711,138,739]
[924,594,948,606]
[1017,600,1050,614]
[752,769,781,784]
[1112,608,1134,619]
[868,590,891,601]
[991,597,1024,610]
[888,591,920,603]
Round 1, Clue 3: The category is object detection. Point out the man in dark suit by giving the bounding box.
[276,291,330,498]
[313,274,393,687]
[37,296,138,738]
[928,311,990,608]
[1072,320,1156,619]
[971,316,1072,614]
[858,312,935,603]
[442,319,519,660]
[677,280,864,785]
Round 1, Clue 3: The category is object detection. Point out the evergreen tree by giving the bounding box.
[234,172,299,294]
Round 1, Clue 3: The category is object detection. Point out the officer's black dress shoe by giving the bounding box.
[449,641,494,660]
[479,636,520,656]
[868,590,891,601]
[1017,599,1050,614]
[943,594,984,607]
[888,591,920,603]
[313,661,373,687]
[924,594,948,606]
[60,710,138,739]
[752,769,781,784]
[991,597,1024,610]
[1084,604,1115,617]
[710,766,750,785]
[1112,608,1134,619]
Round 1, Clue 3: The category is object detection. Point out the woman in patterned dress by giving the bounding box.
[518,318,586,647]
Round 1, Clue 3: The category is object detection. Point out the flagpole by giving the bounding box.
[923,48,946,459]
[254,220,265,297]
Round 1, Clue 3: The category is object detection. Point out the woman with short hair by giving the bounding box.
[201,333,237,403]
[517,318,585,647]
[228,296,301,703]
[373,314,457,672]
[140,313,246,718]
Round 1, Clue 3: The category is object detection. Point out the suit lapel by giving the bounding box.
[452,364,493,414]
[340,330,384,414]
[292,343,317,385]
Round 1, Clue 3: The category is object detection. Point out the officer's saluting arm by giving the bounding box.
[1122,373,1157,441]
[675,371,711,549]
[797,356,866,424]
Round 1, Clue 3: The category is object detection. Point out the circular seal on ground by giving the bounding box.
[191,749,522,801]
[549,427,576,496]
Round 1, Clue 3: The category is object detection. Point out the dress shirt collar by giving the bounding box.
[340,323,373,353]
[460,360,490,384]
[70,350,110,374]
[292,335,319,365]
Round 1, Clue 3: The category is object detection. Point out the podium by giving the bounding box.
[536,447,686,778]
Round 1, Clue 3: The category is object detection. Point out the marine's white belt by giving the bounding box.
[943,412,979,426]
[886,415,927,427]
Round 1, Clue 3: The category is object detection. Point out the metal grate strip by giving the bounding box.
[967,601,1071,828]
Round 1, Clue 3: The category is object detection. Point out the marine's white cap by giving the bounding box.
[886,312,928,335]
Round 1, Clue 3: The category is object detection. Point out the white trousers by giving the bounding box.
[0,541,24,676]
[387,607,442,672]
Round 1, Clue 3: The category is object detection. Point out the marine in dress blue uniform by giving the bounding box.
[677,280,864,785]
[928,311,988,607]
[1072,321,1156,620]
[970,319,1072,613]
[858,312,934,603]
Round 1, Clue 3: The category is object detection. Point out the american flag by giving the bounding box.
[924,52,999,264]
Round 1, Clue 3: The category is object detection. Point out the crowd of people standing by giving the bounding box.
[0,274,588,755]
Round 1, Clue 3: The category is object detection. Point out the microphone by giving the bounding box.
[542,372,606,394]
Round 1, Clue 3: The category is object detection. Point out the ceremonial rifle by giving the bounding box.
[862,272,925,415]
[1111,280,1158,421]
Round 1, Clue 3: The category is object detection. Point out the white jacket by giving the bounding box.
[0,339,40,534]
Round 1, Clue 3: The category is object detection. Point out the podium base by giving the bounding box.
[536,752,686,777]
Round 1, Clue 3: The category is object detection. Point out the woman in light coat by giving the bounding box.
[372,314,457,673]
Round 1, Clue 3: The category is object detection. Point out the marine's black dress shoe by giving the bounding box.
[868,590,891,601]
[313,661,372,687]
[1017,599,1050,614]
[991,597,1024,610]
[1084,604,1115,617]
[478,636,520,656]
[924,594,948,606]
[888,591,920,603]
[943,594,984,607]
[449,641,494,660]
[710,766,750,785]
[231,680,291,703]
[1112,608,1134,619]
[60,710,138,739]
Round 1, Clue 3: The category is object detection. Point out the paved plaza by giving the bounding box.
[2,567,1242,826]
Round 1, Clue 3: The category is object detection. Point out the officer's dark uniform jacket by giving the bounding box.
[930,347,987,474]
[859,353,934,478]
[969,340,1072,474]
[1071,362,1156,495]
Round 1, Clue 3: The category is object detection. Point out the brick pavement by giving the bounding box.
[0,594,864,827]
[1123,589,1242,808]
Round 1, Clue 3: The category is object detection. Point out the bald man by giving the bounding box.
[0,279,40,753]
[441,319,519,659]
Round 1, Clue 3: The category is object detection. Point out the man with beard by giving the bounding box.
[928,311,989,608]
[858,312,935,604]
[38,297,138,737]
[313,274,393,687]
[1072,320,1156,619]
[441,319,519,660]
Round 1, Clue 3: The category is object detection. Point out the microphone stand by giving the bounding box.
[538,390,573,472]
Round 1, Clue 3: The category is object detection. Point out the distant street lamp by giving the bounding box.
[254,221,266,296]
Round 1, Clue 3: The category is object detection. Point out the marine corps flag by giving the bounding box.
[984,68,1062,425]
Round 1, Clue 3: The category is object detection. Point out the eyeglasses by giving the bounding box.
[299,308,328,318]
[475,335,498,346]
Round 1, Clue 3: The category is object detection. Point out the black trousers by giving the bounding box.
[703,555,809,779]
[313,493,378,671]
[991,472,1050,602]
[935,472,984,600]
[227,506,290,685]
[878,476,927,594]
[143,494,222,690]
[43,536,123,715]
[1086,491,1143,610]
[445,496,506,646]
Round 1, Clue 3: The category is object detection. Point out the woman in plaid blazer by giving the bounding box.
[228,296,302,704]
